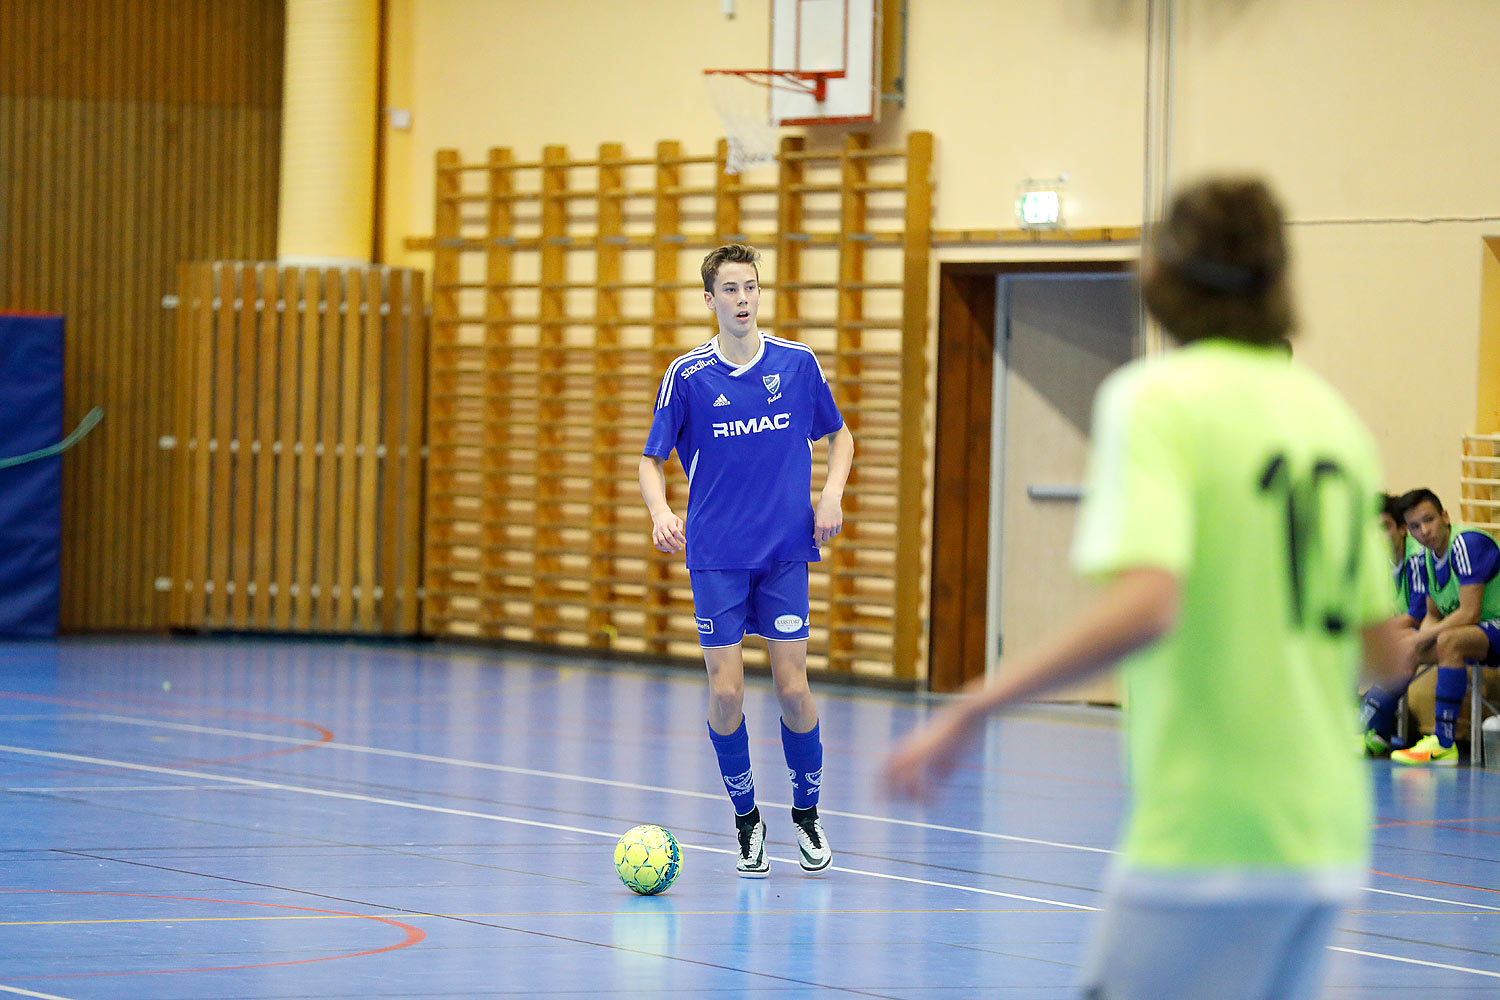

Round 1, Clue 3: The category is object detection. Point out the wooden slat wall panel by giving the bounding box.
[209,264,237,625]
[167,263,428,634]
[293,269,323,631]
[273,268,301,630]
[231,264,258,627]
[396,271,428,634]
[315,271,345,626]
[357,269,383,630]
[1461,434,1500,534]
[0,0,285,630]
[336,273,363,630]
[422,135,935,680]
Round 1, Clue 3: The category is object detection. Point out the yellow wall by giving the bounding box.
[1169,0,1500,506]
[382,0,1500,505]
[279,0,379,263]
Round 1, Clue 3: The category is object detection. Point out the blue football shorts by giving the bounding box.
[1477,620,1500,665]
[689,561,810,647]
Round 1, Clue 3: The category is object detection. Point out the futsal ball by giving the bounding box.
[614,824,681,895]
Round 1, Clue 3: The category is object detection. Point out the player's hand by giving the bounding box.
[883,704,976,801]
[650,511,686,553]
[814,491,843,546]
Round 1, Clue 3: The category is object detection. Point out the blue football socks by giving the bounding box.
[780,717,823,810]
[1360,686,1401,738]
[709,716,757,816]
[1434,666,1466,748]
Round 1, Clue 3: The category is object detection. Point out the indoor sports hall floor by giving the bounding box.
[1,637,1497,999]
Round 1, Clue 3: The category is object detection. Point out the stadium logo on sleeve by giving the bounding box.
[680,357,717,378]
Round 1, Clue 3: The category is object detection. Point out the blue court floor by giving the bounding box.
[0,637,1497,999]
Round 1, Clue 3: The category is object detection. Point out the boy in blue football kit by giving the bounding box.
[1358,491,1430,754]
[1381,492,1429,631]
[638,244,855,876]
[1382,489,1500,764]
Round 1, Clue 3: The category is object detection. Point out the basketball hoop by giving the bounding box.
[703,69,829,174]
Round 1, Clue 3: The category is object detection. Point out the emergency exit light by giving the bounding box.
[1016,176,1066,229]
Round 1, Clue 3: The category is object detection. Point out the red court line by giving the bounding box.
[1369,870,1500,897]
[1372,815,1500,835]
[0,689,334,772]
[2,890,425,979]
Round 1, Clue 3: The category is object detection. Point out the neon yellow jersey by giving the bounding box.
[1073,340,1391,872]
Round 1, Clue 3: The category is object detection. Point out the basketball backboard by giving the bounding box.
[770,0,879,125]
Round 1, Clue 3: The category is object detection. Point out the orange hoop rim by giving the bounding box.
[702,68,842,102]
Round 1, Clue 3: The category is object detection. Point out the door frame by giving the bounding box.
[927,259,1135,693]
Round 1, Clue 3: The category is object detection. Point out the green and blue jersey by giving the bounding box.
[1420,525,1500,620]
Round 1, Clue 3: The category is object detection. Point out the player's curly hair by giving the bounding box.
[1142,178,1294,346]
[701,243,761,293]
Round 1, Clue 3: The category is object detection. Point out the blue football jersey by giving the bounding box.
[1398,552,1426,620]
[644,333,845,570]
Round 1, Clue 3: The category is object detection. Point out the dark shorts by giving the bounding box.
[689,562,810,647]
[1477,620,1500,665]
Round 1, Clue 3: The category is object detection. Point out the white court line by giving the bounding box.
[0,985,80,999]
[49,717,1500,906]
[1362,886,1500,913]
[85,715,1118,855]
[0,744,1093,912]
[1330,947,1500,979]
[6,739,1499,981]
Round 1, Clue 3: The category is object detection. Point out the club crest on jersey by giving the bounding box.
[763,373,782,403]
[712,412,791,437]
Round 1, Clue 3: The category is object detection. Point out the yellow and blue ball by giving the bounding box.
[614,824,682,895]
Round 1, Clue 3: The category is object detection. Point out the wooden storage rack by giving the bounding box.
[165,262,428,633]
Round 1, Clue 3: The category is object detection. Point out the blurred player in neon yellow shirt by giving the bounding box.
[885,178,1411,1000]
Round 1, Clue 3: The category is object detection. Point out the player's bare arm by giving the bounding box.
[1411,594,1443,648]
[638,454,686,553]
[883,566,1179,799]
[814,424,854,546]
[1427,582,1485,635]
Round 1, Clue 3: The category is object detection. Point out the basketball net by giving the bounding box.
[704,72,781,175]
